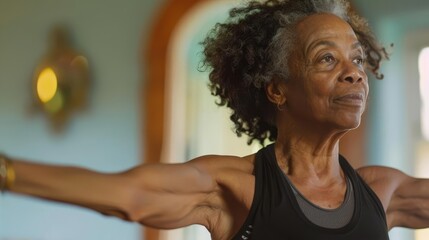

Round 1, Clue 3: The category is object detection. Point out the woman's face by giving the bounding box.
[284,13,368,131]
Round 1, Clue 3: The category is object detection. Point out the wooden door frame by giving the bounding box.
[143,0,206,239]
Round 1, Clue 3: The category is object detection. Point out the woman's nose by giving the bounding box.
[340,62,366,84]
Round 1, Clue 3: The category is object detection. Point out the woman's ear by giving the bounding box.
[266,79,287,106]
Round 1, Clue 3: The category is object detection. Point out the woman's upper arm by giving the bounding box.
[358,166,429,230]
[122,156,223,229]
[388,174,429,229]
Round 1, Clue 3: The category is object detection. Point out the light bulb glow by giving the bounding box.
[37,67,58,103]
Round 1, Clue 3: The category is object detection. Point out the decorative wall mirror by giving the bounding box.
[32,26,90,131]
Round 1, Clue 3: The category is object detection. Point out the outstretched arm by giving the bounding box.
[1,155,220,229]
[358,166,429,230]
[388,173,429,229]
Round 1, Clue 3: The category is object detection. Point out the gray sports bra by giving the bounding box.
[285,174,354,229]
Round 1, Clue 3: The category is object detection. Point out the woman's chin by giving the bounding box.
[337,118,362,130]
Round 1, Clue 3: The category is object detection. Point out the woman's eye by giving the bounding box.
[353,57,365,65]
[320,55,335,64]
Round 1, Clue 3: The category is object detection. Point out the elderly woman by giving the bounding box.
[1,0,428,239]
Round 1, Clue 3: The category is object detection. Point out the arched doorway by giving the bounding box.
[144,1,242,239]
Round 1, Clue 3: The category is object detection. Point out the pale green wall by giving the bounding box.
[0,0,164,239]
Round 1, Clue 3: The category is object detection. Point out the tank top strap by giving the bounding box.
[231,143,283,240]
[250,143,287,215]
[338,155,387,227]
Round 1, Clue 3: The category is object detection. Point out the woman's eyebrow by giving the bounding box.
[306,40,336,56]
[351,41,363,50]
[306,40,363,56]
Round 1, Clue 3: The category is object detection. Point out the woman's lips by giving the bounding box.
[333,93,365,106]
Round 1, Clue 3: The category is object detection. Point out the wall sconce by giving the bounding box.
[32,26,90,131]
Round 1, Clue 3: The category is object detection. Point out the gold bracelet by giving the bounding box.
[0,156,7,192]
[0,155,15,193]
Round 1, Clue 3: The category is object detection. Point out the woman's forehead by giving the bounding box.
[295,13,358,53]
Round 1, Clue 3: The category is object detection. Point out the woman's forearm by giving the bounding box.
[5,157,136,220]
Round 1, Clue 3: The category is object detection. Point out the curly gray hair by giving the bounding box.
[202,0,388,145]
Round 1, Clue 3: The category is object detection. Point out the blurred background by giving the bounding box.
[0,0,429,240]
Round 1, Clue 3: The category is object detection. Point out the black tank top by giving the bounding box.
[232,144,389,240]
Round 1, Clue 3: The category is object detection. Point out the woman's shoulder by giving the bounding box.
[188,153,256,175]
[356,165,411,212]
[357,165,406,184]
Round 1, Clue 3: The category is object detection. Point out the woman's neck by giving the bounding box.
[274,125,346,185]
